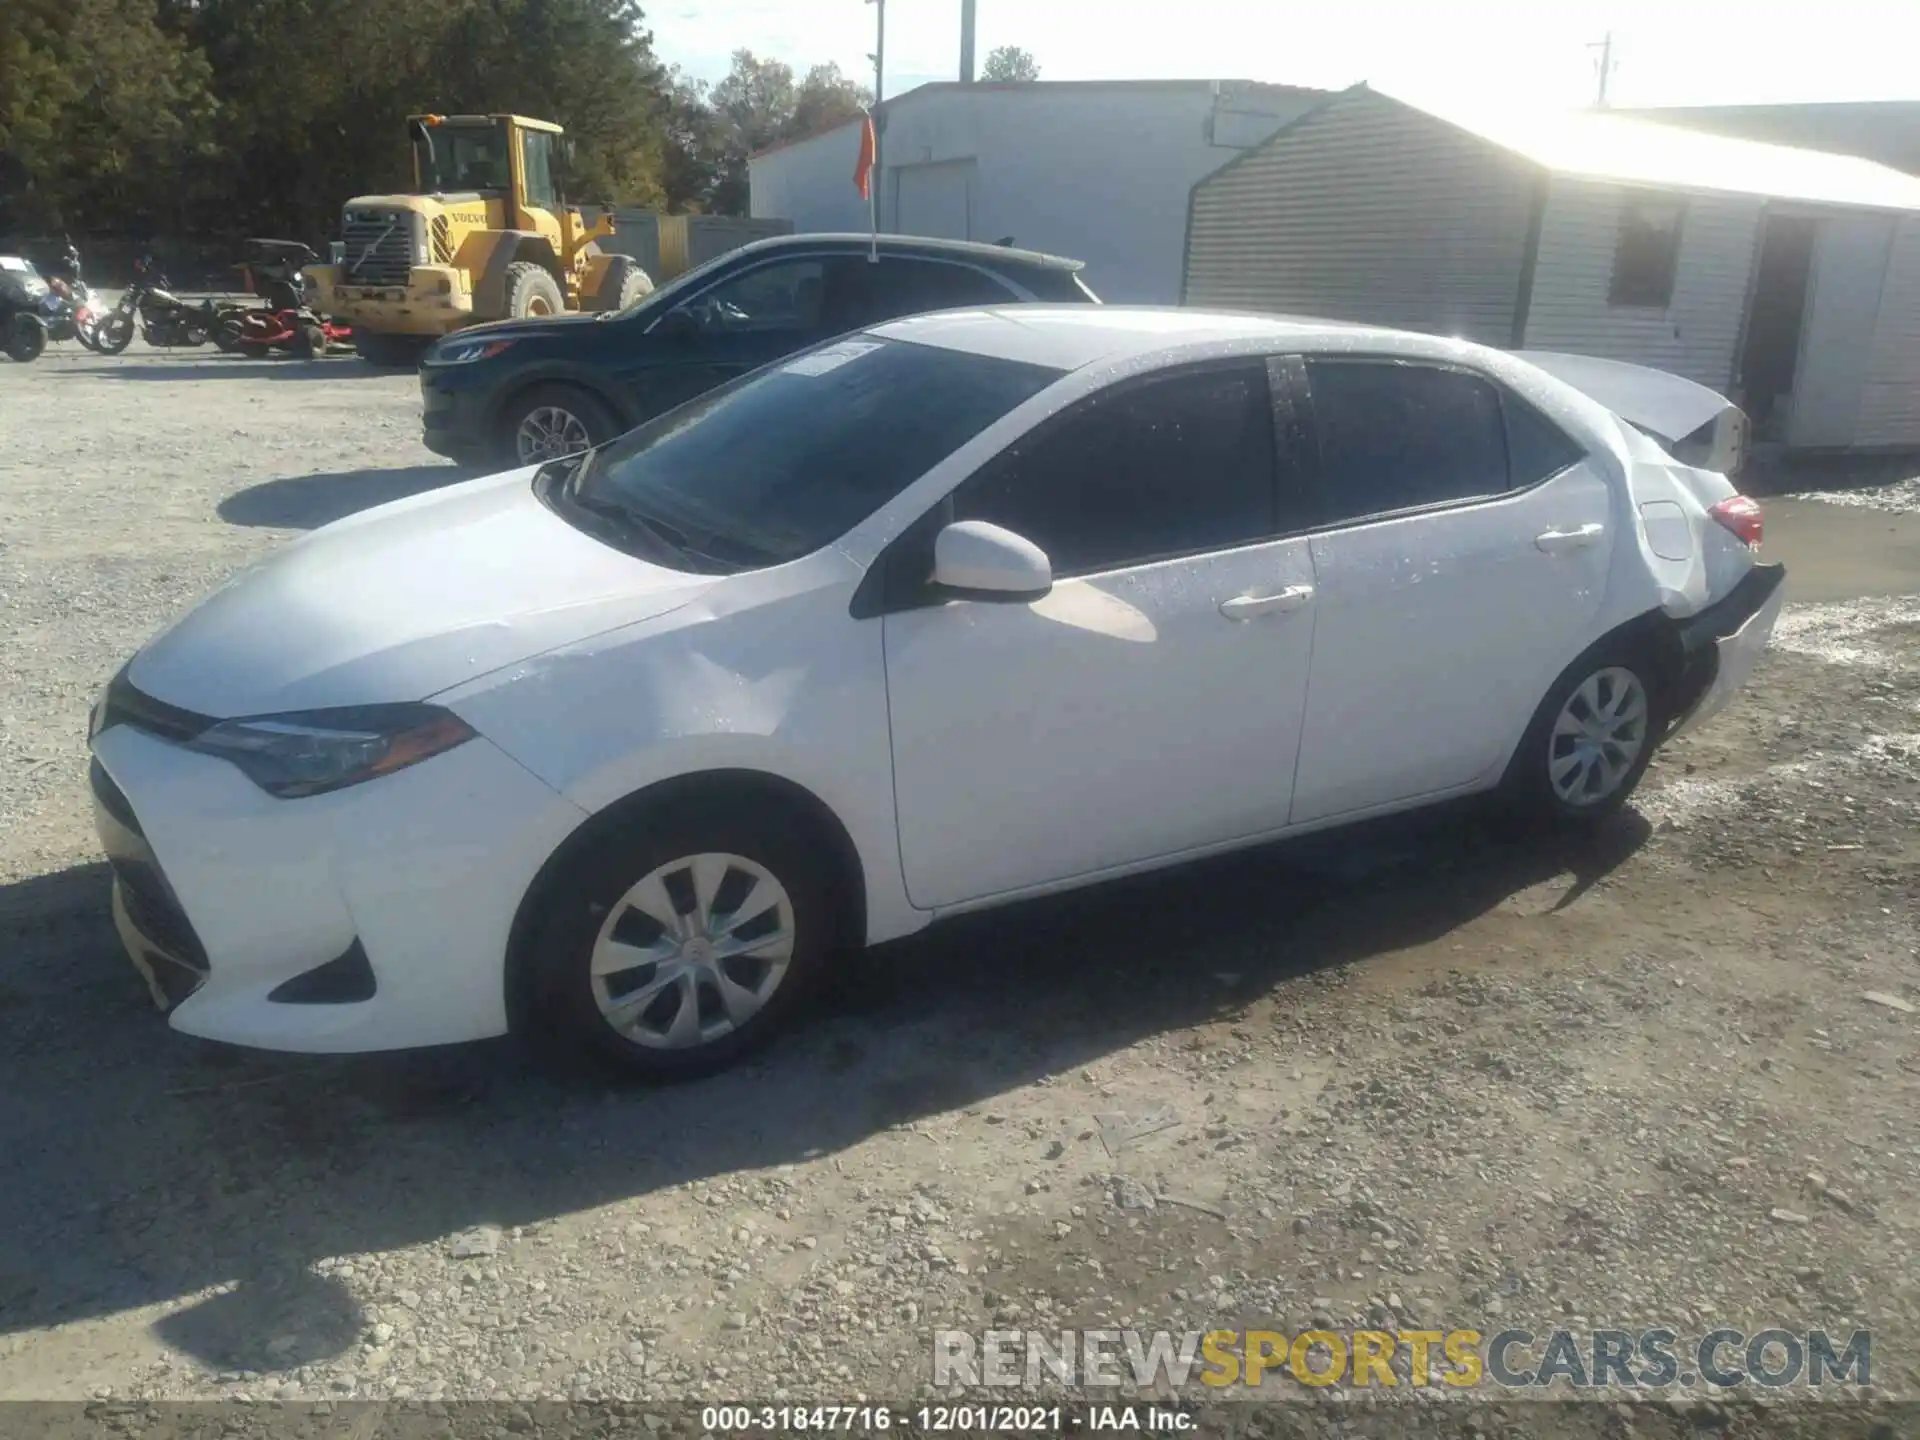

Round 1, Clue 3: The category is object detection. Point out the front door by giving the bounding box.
[616,254,842,422]
[882,360,1320,908]
[1286,358,1613,824]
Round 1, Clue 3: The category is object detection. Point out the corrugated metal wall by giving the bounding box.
[1521,178,1762,390]
[1184,92,1539,344]
[1852,216,1920,446]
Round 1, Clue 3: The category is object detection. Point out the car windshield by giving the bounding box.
[562,336,1061,571]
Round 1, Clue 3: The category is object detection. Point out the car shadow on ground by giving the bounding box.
[0,804,1647,1373]
[219,465,474,530]
[60,357,393,382]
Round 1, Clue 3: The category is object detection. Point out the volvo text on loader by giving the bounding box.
[304,114,652,367]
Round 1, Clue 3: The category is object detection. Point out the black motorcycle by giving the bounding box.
[92,255,220,353]
[0,254,51,362]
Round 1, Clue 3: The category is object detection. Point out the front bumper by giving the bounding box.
[419,368,498,461]
[89,719,588,1053]
[1668,561,1787,738]
[313,266,472,337]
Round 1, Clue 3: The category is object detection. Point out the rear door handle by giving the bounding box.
[1535,523,1605,553]
[1219,584,1314,620]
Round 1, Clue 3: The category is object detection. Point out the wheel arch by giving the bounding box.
[492,368,635,452]
[473,232,567,316]
[503,767,869,1037]
[1494,606,1686,781]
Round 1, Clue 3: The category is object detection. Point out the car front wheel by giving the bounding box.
[505,384,616,466]
[1504,640,1665,825]
[531,800,836,1079]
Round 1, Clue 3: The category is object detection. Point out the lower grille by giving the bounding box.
[114,860,209,972]
[340,211,415,287]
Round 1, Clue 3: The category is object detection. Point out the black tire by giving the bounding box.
[500,382,619,467]
[5,314,47,363]
[211,314,244,352]
[503,260,565,320]
[1501,634,1667,828]
[528,796,840,1080]
[588,255,653,313]
[237,340,270,359]
[94,312,135,354]
[356,331,429,368]
[293,322,325,359]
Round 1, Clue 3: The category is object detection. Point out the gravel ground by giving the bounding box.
[2,344,1919,1430]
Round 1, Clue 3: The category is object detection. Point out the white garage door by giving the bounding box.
[894,160,974,241]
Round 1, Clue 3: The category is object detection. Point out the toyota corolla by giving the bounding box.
[89,308,1783,1077]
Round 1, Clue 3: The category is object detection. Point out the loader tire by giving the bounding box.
[504,262,564,320]
[588,256,652,313]
[355,332,429,369]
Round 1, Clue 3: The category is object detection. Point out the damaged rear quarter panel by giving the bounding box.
[428,550,922,946]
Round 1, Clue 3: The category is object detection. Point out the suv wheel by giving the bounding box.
[504,384,616,466]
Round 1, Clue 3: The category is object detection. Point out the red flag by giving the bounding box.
[853,111,876,199]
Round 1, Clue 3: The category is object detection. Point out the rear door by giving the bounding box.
[1285,357,1613,824]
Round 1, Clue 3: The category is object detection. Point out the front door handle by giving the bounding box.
[1219,584,1315,620]
[1535,523,1605,553]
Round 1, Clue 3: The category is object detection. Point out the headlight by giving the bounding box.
[186,703,476,798]
[428,337,514,365]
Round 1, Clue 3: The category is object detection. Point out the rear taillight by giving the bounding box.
[1709,495,1763,549]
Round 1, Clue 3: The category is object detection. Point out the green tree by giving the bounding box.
[980,44,1039,82]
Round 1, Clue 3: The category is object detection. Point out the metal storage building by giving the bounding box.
[749,80,1326,303]
[1184,86,1920,450]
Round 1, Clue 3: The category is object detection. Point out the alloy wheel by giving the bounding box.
[1548,666,1649,806]
[589,852,796,1050]
[515,405,591,463]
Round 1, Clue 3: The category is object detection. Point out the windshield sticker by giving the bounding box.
[0,256,31,272]
[780,340,882,377]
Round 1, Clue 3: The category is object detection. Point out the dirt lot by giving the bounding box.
[2,344,1919,1426]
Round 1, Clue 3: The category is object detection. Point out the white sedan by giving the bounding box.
[89,308,1784,1076]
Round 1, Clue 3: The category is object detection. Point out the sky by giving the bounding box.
[647,0,1920,112]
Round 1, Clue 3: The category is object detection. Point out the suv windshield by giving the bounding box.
[559,336,1061,571]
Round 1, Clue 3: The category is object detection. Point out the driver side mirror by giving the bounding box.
[930,521,1052,601]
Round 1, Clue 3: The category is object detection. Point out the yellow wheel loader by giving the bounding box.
[303,114,653,367]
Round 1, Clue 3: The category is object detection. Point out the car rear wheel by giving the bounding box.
[504,383,617,466]
[1503,638,1665,826]
[530,800,836,1079]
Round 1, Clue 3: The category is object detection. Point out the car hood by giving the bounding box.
[128,467,715,717]
[444,311,613,345]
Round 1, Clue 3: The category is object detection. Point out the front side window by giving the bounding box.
[1609,192,1686,308]
[521,130,558,210]
[673,258,827,335]
[950,363,1280,576]
[1305,361,1510,524]
[564,337,1061,570]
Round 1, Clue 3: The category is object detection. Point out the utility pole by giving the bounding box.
[960,0,977,83]
[866,0,886,223]
[1588,31,1617,107]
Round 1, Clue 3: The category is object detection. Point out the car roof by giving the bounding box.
[868,306,1447,372]
[732,233,1084,271]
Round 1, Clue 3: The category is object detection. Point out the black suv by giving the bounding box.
[419,233,1099,467]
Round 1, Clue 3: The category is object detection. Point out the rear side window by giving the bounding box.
[1305,361,1510,524]
[1015,268,1098,302]
[829,258,1016,328]
[952,363,1278,575]
[1504,395,1588,485]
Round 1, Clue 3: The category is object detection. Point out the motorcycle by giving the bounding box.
[0,254,51,362]
[38,239,101,348]
[91,255,223,353]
